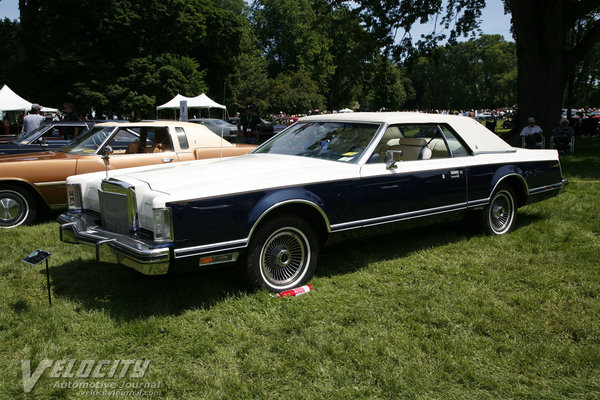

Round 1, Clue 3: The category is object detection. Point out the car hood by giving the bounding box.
[109,154,360,206]
[0,150,72,163]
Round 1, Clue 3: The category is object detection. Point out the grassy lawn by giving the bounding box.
[1,137,599,399]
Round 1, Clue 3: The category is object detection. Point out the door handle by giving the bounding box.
[162,158,174,163]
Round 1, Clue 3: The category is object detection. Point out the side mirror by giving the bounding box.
[39,138,48,147]
[385,149,403,169]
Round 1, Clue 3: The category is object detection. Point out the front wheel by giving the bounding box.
[244,215,319,292]
[0,186,37,228]
[481,184,517,235]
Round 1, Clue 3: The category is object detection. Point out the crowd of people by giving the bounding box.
[1,102,85,137]
[3,101,599,153]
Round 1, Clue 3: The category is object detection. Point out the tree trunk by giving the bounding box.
[510,1,569,143]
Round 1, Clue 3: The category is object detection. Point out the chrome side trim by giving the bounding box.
[34,180,67,187]
[174,239,248,258]
[331,202,469,232]
[467,198,489,207]
[529,181,564,194]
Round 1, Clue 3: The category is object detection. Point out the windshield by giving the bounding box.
[58,126,116,154]
[13,125,51,145]
[254,121,381,163]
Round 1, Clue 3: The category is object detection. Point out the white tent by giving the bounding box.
[155,94,193,110]
[0,85,58,113]
[156,93,226,111]
[156,92,227,120]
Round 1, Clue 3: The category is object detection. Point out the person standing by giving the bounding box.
[57,102,82,139]
[237,105,265,144]
[2,116,12,135]
[22,104,45,133]
[520,117,544,148]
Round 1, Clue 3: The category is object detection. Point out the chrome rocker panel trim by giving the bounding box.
[58,212,170,276]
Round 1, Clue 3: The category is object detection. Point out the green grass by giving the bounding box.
[1,138,599,399]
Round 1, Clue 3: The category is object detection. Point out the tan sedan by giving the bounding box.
[0,121,255,228]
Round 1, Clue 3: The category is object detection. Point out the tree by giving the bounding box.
[16,0,242,116]
[356,0,600,137]
[405,35,516,110]
[267,69,325,115]
[508,0,600,137]
[0,18,21,86]
[228,26,272,114]
[362,55,411,111]
[251,0,335,93]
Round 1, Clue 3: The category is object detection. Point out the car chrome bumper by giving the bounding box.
[58,211,171,276]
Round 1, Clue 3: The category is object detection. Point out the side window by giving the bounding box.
[150,128,172,152]
[41,126,60,139]
[440,126,469,157]
[175,127,189,149]
[370,126,403,163]
[371,124,450,162]
[108,128,140,151]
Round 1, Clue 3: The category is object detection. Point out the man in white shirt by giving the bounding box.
[22,103,45,133]
[520,117,544,148]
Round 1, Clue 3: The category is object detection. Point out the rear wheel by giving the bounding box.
[244,215,318,292]
[0,185,37,228]
[481,184,516,235]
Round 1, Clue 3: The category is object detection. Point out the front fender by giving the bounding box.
[247,188,329,232]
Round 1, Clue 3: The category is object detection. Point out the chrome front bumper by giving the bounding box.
[58,211,171,275]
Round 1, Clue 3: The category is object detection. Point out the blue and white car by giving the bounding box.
[58,113,567,291]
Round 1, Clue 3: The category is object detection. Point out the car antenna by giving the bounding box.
[101,146,113,180]
[220,127,224,159]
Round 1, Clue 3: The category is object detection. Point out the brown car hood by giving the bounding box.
[0,150,78,163]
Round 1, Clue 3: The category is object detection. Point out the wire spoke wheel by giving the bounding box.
[260,227,309,287]
[245,214,319,292]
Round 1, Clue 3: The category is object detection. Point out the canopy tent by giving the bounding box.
[0,85,57,113]
[156,93,226,119]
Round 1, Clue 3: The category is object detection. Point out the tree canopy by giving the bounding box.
[0,0,598,124]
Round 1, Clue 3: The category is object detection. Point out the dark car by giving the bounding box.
[259,118,289,141]
[0,121,95,155]
[189,118,238,141]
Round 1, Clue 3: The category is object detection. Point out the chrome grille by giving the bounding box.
[99,180,138,234]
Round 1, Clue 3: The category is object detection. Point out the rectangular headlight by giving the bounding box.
[66,184,83,210]
[153,208,173,242]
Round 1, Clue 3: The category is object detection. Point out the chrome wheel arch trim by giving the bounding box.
[491,172,529,197]
[248,199,331,243]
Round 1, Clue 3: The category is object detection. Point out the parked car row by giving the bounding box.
[0,121,255,228]
[52,113,567,291]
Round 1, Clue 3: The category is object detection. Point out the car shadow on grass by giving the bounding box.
[317,212,541,279]
[49,261,243,321]
[48,212,542,321]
